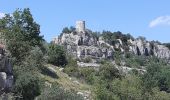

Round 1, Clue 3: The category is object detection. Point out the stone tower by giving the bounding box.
[76,21,85,33]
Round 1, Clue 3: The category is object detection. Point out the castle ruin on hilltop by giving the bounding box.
[53,20,86,44]
[76,20,86,33]
[52,20,114,61]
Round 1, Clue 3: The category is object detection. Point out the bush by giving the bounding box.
[62,26,76,34]
[64,57,80,77]
[13,71,41,100]
[114,51,122,66]
[99,63,121,81]
[110,76,143,100]
[79,67,95,84]
[82,57,92,63]
[125,54,145,68]
[38,84,83,100]
[64,65,80,77]
[2,8,43,64]
[48,44,67,66]
[142,62,170,93]
[94,84,115,100]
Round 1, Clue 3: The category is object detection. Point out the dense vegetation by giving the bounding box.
[0,8,82,100]
[47,43,67,66]
[64,56,170,100]
[0,8,170,100]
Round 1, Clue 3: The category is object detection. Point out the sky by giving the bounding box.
[0,0,170,43]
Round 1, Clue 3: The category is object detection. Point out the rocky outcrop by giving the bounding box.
[0,47,13,95]
[129,38,170,60]
[54,31,114,62]
[53,30,170,63]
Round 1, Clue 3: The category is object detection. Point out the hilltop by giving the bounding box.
[52,21,170,68]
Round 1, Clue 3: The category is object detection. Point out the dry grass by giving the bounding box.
[41,64,91,93]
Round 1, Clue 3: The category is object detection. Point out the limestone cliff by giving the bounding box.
[129,38,170,60]
[53,31,114,62]
[53,21,170,64]
[53,30,170,63]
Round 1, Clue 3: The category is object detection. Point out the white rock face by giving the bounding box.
[0,72,7,89]
[129,38,170,59]
[154,44,170,59]
[77,62,100,67]
[54,31,114,62]
[53,30,170,64]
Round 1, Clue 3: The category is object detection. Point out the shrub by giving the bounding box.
[99,63,121,80]
[13,71,41,100]
[79,67,95,84]
[82,57,92,63]
[38,84,83,100]
[64,57,80,77]
[47,44,67,66]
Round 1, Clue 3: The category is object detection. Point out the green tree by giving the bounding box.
[142,62,170,93]
[0,8,43,64]
[62,27,70,33]
[0,8,45,99]
[13,71,41,100]
[111,76,143,100]
[99,63,121,81]
[48,44,67,66]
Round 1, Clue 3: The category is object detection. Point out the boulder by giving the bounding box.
[0,47,13,94]
[0,72,6,90]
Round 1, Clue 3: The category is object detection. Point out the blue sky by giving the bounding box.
[0,0,170,43]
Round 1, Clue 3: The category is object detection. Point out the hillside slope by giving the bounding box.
[41,64,92,100]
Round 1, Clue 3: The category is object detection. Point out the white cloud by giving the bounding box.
[149,16,170,28]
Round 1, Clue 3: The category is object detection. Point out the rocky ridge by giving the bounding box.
[53,30,170,64]
[53,20,170,67]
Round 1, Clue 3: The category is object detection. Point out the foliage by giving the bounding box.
[101,31,134,46]
[63,56,80,77]
[111,76,143,100]
[82,57,92,63]
[12,47,45,100]
[38,84,83,100]
[142,62,170,93]
[99,62,121,81]
[125,53,145,68]
[114,51,122,66]
[1,8,170,100]
[0,8,45,100]
[62,26,76,34]
[47,43,67,66]
[91,31,100,40]
[0,8,43,64]
[79,67,95,84]
[163,43,170,50]
[13,71,41,100]
[94,82,115,100]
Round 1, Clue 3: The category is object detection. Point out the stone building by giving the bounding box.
[76,20,85,33]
